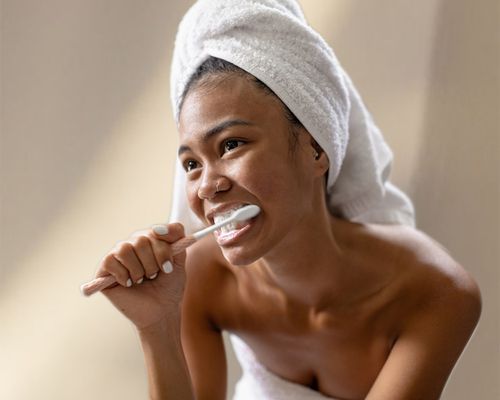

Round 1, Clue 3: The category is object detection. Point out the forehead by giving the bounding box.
[178,75,286,139]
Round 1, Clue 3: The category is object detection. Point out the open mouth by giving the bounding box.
[213,206,250,234]
[212,205,258,245]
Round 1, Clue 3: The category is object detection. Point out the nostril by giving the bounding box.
[197,178,216,200]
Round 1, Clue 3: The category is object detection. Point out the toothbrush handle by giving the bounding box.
[171,235,197,254]
[80,235,198,297]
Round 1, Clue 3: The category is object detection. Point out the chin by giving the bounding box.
[221,248,259,267]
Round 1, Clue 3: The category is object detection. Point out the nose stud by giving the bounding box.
[199,177,230,199]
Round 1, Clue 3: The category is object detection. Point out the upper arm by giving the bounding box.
[181,241,228,400]
[366,266,481,400]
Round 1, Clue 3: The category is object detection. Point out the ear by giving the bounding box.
[310,138,329,176]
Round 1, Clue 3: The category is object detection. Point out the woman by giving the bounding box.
[94,1,481,399]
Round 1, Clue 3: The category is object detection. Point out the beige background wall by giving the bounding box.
[1,1,498,399]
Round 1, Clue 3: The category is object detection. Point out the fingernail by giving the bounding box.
[149,272,158,280]
[126,278,132,287]
[162,261,173,274]
[152,224,169,235]
[136,277,144,285]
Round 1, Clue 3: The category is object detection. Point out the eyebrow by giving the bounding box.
[178,119,252,157]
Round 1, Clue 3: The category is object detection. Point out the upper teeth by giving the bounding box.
[213,205,246,224]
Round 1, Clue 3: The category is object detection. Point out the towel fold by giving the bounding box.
[169,0,415,229]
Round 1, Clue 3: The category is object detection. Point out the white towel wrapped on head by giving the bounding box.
[169,0,415,230]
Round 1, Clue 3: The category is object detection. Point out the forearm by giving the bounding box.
[138,313,195,400]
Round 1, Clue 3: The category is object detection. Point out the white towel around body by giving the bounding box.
[229,334,339,400]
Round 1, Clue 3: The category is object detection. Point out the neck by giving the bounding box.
[255,203,349,311]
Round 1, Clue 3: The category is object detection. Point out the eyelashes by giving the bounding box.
[182,138,247,172]
[222,138,246,153]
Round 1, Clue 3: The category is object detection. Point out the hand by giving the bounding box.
[95,223,187,330]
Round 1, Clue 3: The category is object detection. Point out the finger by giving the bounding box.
[151,222,185,243]
[99,253,132,288]
[112,241,145,284]
[149,237,175,274]
[129,235,160,280]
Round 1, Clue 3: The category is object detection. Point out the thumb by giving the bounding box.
[151,222,187,270]
[151,222,185,243]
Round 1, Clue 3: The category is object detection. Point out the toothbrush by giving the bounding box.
[80,205,260,297]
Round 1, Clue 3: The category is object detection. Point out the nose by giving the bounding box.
[197,170,231,200]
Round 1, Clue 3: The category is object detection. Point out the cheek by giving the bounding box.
[233,154,302,205]
[251,171,288,202]
[186,181,205,220]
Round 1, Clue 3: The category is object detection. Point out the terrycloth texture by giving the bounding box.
[229,334,338,400]
[169,0,415,229]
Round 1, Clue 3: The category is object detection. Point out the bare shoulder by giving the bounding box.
[184,234,236,322]
[391,226,480,296]
[185,233,231,286]
[370,225,481,329]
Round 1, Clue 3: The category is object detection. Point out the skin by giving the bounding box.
[95,74,482,400]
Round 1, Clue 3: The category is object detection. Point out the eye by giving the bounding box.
[183,159,199,172]
[222,139,245,154]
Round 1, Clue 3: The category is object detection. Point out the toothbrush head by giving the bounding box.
[232,205,261,222]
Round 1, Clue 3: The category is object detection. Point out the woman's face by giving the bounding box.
[178,75,323,265]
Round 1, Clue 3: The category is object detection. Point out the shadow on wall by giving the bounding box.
[1,1,191,282]
[412,0,499,398]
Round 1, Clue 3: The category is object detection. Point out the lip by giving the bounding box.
[205,202,252,224]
